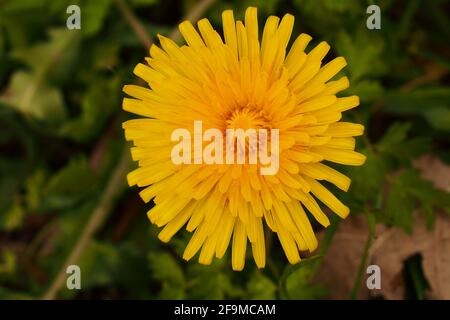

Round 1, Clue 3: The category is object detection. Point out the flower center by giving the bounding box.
[226,104,271,131]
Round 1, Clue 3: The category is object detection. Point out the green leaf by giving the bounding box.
[186,262,244,299]
[15,158,94,221]
[148,252,185,299]
[384,87,450,131]
[80,0,112,36]
[378,122,412,149]
[246,271,276,299]
[345,79,383,104]
[12,28,81,85]
[383,169,450,232]
[90,40,121,70]
[45,156,97,208]
[60,77,120,142]
[0,249,16,274]
[0,202,24,231]
[1,29,83,128]
[1,71,67,126]
[335,30,387,83]
[423,107,450,131]
[384,175,416,233]
[75,240,121,288]
[346,150,386,205]
[401,170,450,219]
[385,87,450,112]
[0,0,52,12]
[377,122,429,162]
[280,255,327,300]
[24,169,46,211]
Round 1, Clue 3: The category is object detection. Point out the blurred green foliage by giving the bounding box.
[0,0,449,300]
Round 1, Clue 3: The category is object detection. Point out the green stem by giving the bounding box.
[278,216,340,299]
[312,214,340,274]
[42,149,130,300]
[350,212,375,300]
[113,0,151,49]
[319,215,340,256]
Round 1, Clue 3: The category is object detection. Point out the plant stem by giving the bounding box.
[350,212,375,300]
[113,0,152,49]
[42,150,130,300]
[318,215,340,256]
[168,0,216,41]
[310,214,340,274]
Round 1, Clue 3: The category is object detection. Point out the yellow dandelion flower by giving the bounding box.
[122,7,366,271]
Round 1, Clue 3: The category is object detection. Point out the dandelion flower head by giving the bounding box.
[122,7,366,270]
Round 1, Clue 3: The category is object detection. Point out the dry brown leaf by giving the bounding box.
[314,213,450,300]
[422,215,450,299]
[314,154,450,300]
[413,154,450,192]
[371,214,450,299]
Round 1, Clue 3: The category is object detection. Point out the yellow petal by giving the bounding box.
[324,122,364,137]
[273,214,300,264]
[199,236,216,265]
[298,163,351,191]
[298,95,337,113]
[183,222,209,261]
[313,146,367,166]
[158,202,197,242]
[215,209,236,258]
[277,13,295,52]
[232,220,247,271]
[323,76,349,95]
[305,177,350,219]
[222,10,238,57]
[179,20,205,49]
[251,217,266,268]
